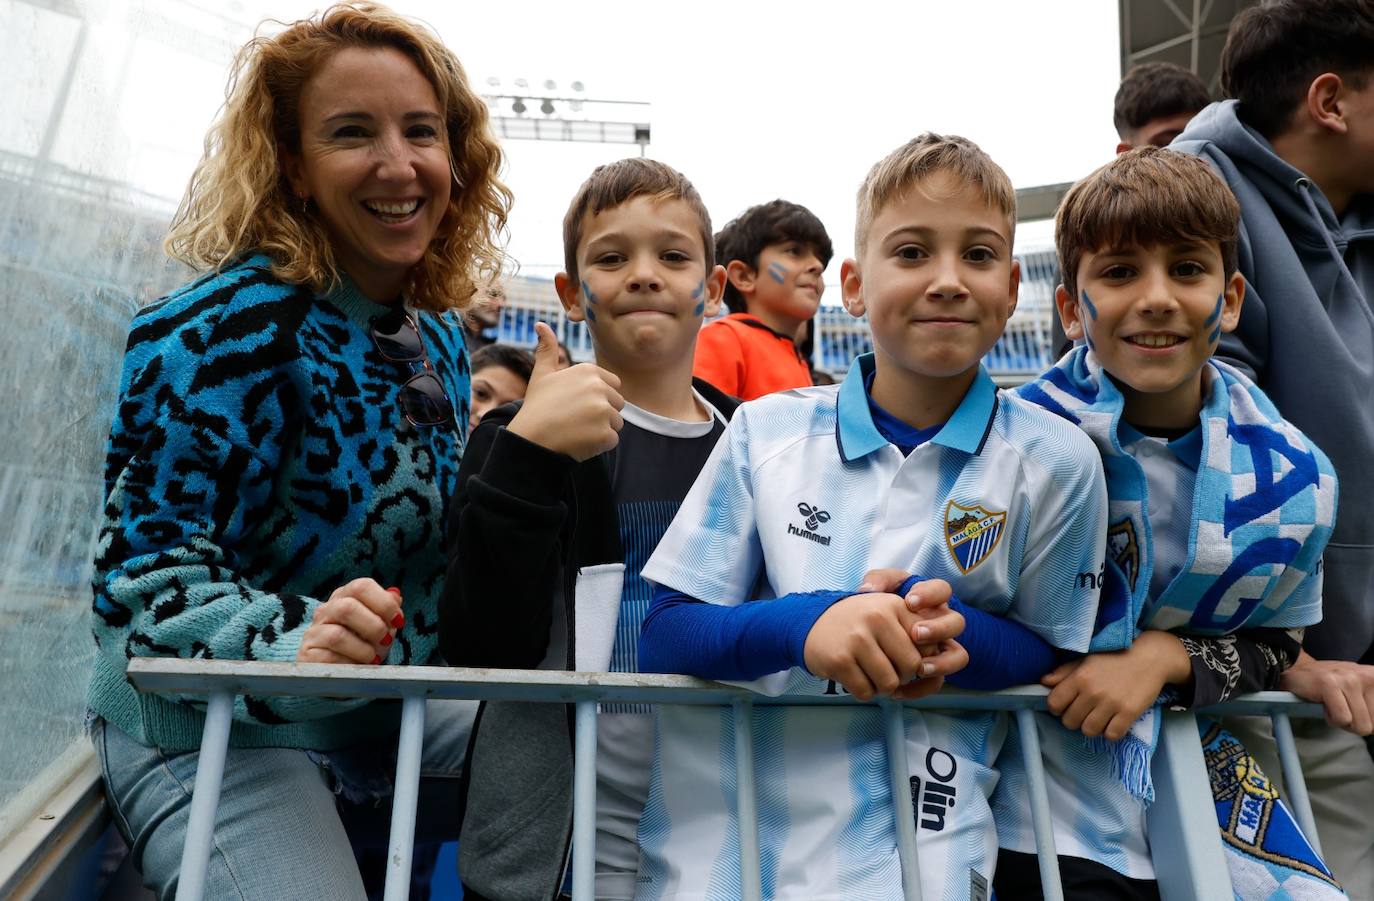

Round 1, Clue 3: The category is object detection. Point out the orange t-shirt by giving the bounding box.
[693,313,812,401]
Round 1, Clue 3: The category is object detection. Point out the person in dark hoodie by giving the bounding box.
[1174,1,1374,894]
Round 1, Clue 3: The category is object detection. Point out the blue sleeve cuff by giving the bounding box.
[639,585,849,681]
[639,574,1063,689]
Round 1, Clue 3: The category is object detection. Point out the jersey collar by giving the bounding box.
[836,354,998,462]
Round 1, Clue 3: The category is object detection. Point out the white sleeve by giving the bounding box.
[642,410,764,608]
[1009,432,1109,653]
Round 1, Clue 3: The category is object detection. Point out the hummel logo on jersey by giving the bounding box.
[788,502,832,546]
[797,502,830,530]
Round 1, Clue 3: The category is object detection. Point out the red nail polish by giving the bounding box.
[381,633,393,647]
[391,612,405,629]
[386,587,401,595]
[371,655,382,665]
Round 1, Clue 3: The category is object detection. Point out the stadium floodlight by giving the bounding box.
[481,78,652,155]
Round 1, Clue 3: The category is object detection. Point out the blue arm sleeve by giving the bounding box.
[893,575,1061,690]
[638,585,848,680]
[639,574,1066,687]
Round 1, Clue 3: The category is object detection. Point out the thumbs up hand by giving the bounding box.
[506,322,625,461]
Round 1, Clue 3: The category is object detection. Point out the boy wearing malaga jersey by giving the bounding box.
[636,133,1108,900]
[1006,148,1340,900]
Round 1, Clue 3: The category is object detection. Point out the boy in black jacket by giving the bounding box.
[440,158,734,901]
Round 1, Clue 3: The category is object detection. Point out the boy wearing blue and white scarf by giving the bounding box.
[1000,148,1343,900]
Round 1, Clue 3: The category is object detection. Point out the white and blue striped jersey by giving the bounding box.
[637,355,1108,901]
[993,427,1199,880]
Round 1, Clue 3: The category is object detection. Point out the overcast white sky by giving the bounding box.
[6,0,1123,282]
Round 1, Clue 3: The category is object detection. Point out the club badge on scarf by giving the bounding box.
[1202,725,1345,899]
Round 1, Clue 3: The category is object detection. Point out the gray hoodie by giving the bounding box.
[1175,100,1374,664]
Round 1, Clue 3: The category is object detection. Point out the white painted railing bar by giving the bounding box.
[175,691,231,901]
[1143,711,1234,901]
[1271,713,1321,858]
[383,695,427,901]
[732,698,763,901]
[882,702,923,901]
[126,661,1329,901]
[127,660,1074,709]
[1015,708,1063,901]
[572,701,598,901]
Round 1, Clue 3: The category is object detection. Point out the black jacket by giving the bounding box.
[439,379,740,901]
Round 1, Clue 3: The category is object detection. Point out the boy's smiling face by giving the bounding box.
[1059,241,1244,427]
[556,195,724,370]
[842,172,1019,382]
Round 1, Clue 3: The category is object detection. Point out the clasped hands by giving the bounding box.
[802,568,969,702]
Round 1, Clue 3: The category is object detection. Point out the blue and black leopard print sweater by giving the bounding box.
[89,255,469,752]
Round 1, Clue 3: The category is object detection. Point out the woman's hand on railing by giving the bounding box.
[1280,650,1374,735]
[296,579,404,666]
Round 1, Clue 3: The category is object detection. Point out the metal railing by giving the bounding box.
[125,660,1327,901]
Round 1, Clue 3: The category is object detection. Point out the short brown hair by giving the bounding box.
[166,2,511,312]
[854,133,1016,257]
[561,158,713,283]
[1055,147,1239,300]
[1113,62,1211,141]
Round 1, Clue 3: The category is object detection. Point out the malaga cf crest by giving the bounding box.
[944,501,1007,573]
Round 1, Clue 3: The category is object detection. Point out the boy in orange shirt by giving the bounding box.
[693,199,832,399]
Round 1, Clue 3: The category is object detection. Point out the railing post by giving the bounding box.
[175,691,233,901]
[1145,711,1232,900]
[1015,709,1063,901]
[733,698,763,901]
[572,700,598,901]
[883,702,922,901]
[383,695,427,901]
[1271,713,1322,856]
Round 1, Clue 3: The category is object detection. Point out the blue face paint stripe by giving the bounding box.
[691,279,705,315]
[1204,293,1223,327]
[581,280,599,304]
[1207,322,1221,344]
[766,262,787,285]
[1079,290,1098,351]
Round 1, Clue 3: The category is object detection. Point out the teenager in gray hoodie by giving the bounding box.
[1174,1,1374,894]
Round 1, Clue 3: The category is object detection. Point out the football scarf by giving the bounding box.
[1019,346,1340,895]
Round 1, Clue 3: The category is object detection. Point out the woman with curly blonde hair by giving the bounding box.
[88,5,509,896]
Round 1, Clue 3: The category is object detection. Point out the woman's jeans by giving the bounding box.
[90,700,477,900]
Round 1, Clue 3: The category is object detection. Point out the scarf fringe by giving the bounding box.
[1087,731,1155,804]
